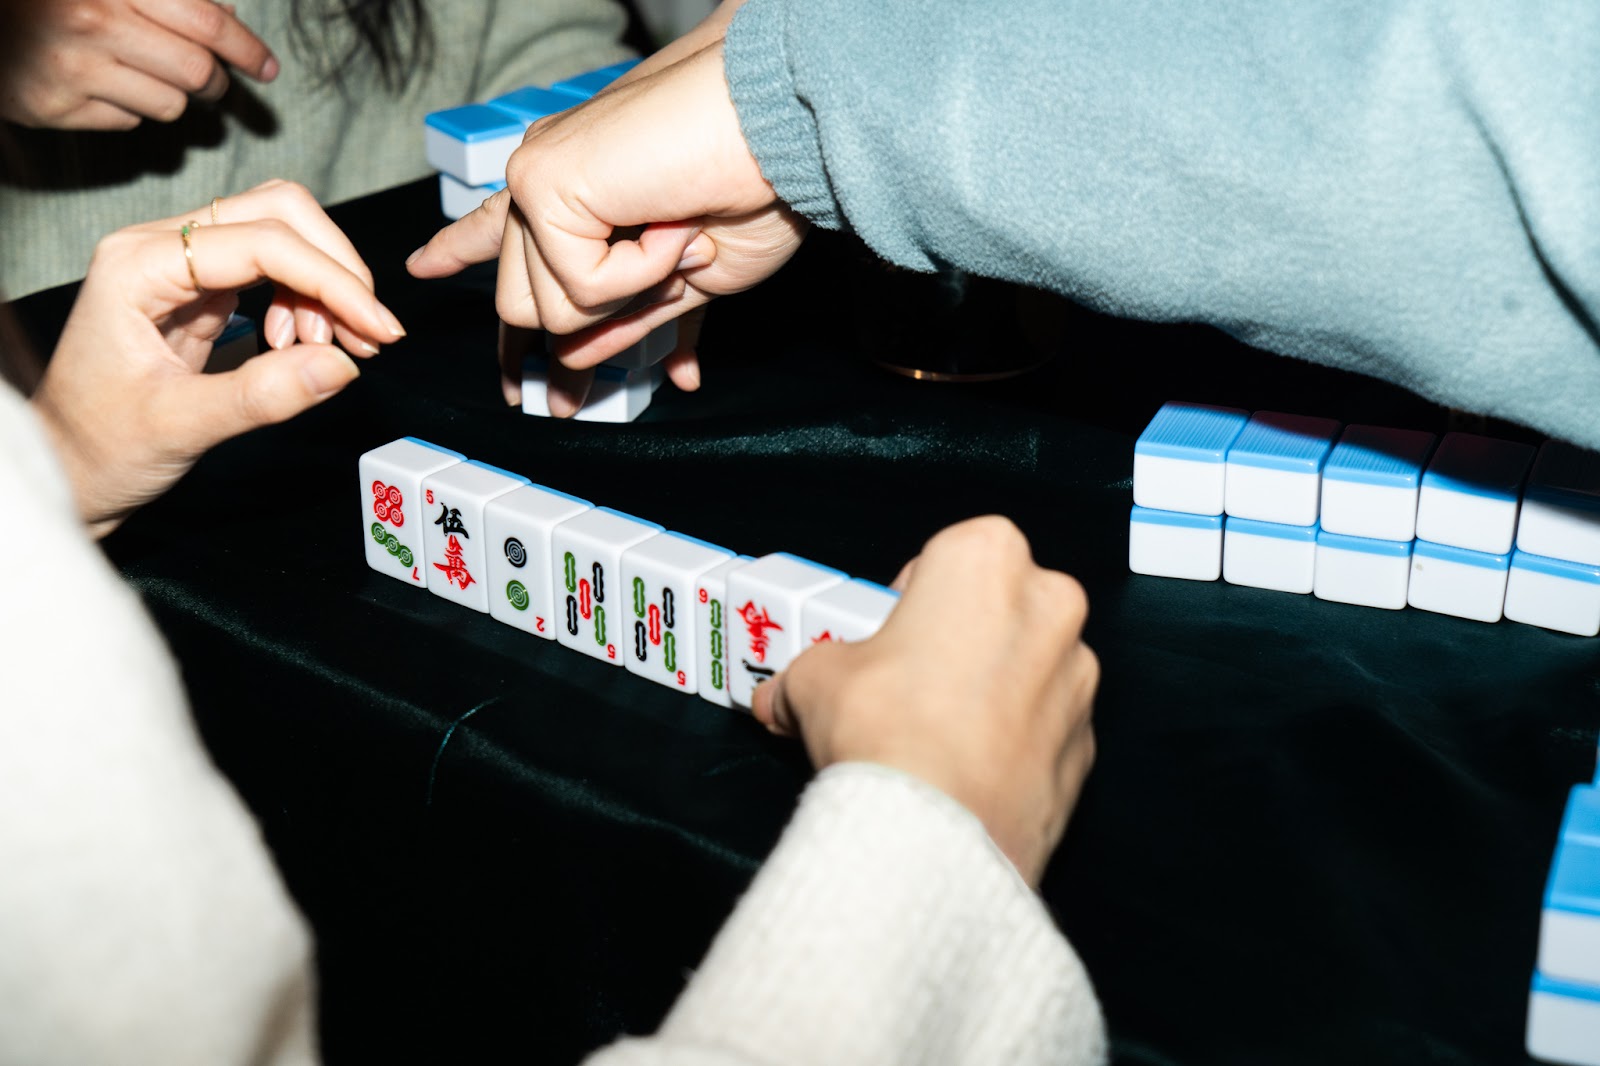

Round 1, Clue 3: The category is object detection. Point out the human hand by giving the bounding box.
[751,517,1100,888]
[407,41,806,415]
[31,180,403,537]
[607,0,745,89]
[0,0,278,130]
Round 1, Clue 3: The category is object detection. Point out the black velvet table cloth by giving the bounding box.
[16,178,1599,1065]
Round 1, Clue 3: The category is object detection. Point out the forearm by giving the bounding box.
[725,0,1600,448]
[586,764,1106,1066]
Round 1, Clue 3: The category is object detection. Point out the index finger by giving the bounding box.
[143,220,402,346]
[407,189,513,278]
[135,0,278,80]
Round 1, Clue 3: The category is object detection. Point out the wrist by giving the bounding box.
[29,383,124,537]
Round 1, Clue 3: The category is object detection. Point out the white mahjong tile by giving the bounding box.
[550,508,663,664]
[695,555,753,709]
[359,437,465,589]
[483,484,593,638]
[725,554,847,709]
[621,532,735,693]
[421,461,531,613]
[800,578,899,645]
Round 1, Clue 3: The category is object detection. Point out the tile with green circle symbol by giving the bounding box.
[359,438,465,589]
[621,532,735,694]
[484,484,592,639]
[550,508,663,665]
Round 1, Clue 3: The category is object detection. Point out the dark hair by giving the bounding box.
[290,0,434,92]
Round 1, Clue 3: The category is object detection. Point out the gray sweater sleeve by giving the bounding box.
[724,0,1600,450]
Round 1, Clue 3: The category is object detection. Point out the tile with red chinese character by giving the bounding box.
[620,532,735,693]
[359,437,466,588]
[550,508,663,664]
[421,461,531,613]
[725,553,847,710]
[800,578,900,647]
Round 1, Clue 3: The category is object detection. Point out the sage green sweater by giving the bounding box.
[725,0,1600,450]
[1,0,631,296]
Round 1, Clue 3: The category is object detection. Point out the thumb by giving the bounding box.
[156,344,359,453]
[751,638,856,737]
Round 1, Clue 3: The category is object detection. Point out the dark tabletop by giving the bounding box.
[15,178,1599,1065]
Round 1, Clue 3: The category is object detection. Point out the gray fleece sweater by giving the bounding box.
[725,0,1600,449]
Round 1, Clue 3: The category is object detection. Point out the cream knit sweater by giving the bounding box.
[0,383,1106,1064]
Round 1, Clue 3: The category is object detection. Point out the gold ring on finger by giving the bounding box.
[181,221,205,293]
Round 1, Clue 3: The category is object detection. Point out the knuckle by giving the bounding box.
[1077,643,1101,699]
[62,1,108,36]
[186,1,229,42]
[493,292,539,330]
[255,217,295,241]
[1035,569,1088,623]
[176,51,218,93]
[563,277,607,310]
[20,86,70,124]
[153,90,188,123]
[541,305,586,335]
[274,180,315,205]
[938,514,1029,564]
[90,228,140,267]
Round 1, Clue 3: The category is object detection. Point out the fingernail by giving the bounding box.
[676,246,711,271]
[678,359,700,391]
[501,375,522,407]
[308,311,333,345]
[376,303,406,339]
[405,246,425,268]
[271,315,294,349]
[547,390,579,418]
[675,229,709,271]
[303,352,359,397]
[260,56,279,81]
[356,338,380,355]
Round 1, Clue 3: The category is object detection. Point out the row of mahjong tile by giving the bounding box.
[360,437,899,709]
[1129,507,1600,634]
[1527,780,1600,1066]
[1134,402,1600,562]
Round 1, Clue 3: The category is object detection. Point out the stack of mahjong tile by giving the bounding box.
[1129,401,1600,636]
[360,437,899,708]
[423,58,638,222]
[423,57,671,423]
[1526,778,1600,1065]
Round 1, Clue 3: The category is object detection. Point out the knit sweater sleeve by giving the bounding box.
[0,385,318,1066]
[584,763,1107,1066]
[723,0,1600,451]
